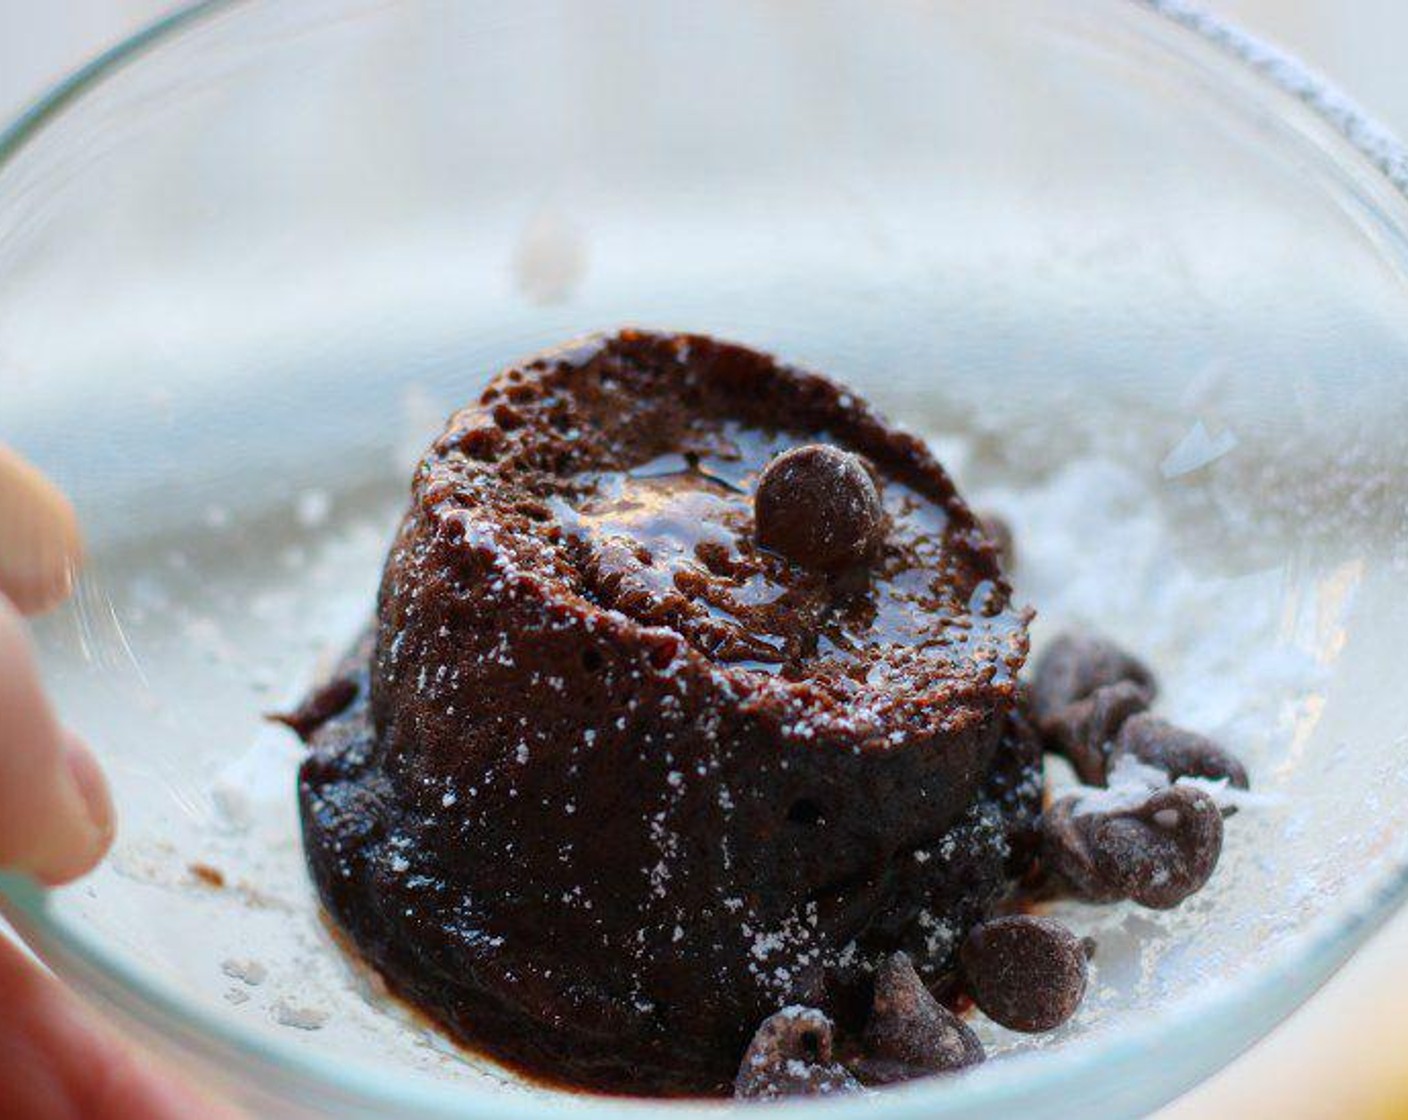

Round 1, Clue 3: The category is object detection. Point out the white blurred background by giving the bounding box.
[2,2,1406,1117]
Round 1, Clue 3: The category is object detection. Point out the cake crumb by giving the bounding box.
[189,862,226,889]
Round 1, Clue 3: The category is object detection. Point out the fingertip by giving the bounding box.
[65,734,116,852]
[40,733,117,886]
[3,557,80,617]
[0,601,113,886]
[0,446,84,616]
[21,742,114,888]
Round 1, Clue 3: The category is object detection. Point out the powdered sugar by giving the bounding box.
[969,453,1317,777]
[944,441,1330,1060]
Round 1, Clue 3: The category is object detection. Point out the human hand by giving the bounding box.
[0,447,235,1119]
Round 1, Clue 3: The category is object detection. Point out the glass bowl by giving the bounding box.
[5,1,1408,1116]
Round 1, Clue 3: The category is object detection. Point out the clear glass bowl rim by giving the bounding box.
[3,1,1408,1116]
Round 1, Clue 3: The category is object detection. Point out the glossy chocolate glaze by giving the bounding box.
[297,330,1038,1095]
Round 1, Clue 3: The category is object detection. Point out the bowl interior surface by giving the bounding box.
[5,1,1408,1117]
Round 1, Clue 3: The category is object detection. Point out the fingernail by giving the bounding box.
[64,738,116,854]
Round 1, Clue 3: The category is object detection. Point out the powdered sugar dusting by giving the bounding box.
[957,445,1328,1059]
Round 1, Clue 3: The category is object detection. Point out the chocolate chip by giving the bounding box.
[734,1007,862,1100]
[755,445,884,572]
[856,952,984,1084]
[1039,796,1120,904]
[959,915,1088,1033]
[1030,633,1156,726]
[1110,714,1249,790]
[270,676,359,742]
[976,511,1015,569]
[1041,784,1223,910]
[1042,680,1152,786]
[1090,785,1223,908]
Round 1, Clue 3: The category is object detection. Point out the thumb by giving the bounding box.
[0,933,239,1119]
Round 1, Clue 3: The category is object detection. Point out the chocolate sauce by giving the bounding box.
[555,425,1025,689]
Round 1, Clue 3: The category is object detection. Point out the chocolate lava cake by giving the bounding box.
[289,329,1237,1097]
